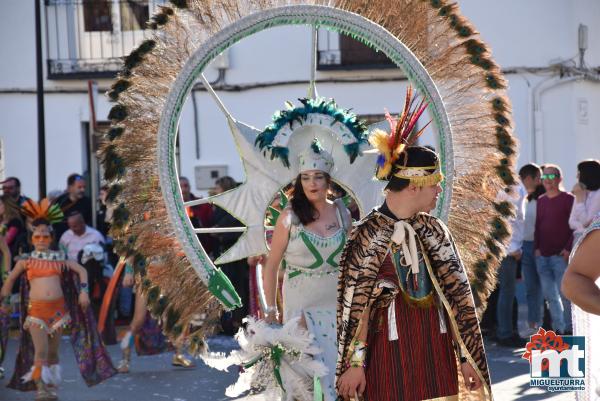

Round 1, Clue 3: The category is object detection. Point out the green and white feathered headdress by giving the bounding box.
[255,97,368,168]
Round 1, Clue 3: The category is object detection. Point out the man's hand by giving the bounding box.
[79,292,90,309]
[510,250,523,261]
[123,273,134,288]
[460,362,482,391]
[535,249,541,258]
[337,367,366,401]
[560,249,570,263]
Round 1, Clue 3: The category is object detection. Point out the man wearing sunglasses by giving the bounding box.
[534,164,574,335]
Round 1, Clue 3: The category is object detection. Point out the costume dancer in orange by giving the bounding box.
[1,219,87,400]
[2,200,115,401]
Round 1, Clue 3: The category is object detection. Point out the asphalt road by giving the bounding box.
[0,334,577,401]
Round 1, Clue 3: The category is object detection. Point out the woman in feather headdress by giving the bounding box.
[260,139,353,401]
[203,138,354,401]
[1,199,116,401]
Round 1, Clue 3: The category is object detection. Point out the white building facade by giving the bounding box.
[0,0,599,200]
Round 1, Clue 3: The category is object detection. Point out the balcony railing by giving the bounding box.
[45,0,166,79]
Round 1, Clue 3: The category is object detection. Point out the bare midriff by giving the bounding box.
[29,276,64,301]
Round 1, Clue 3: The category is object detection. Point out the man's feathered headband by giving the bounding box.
[369,86,431,180]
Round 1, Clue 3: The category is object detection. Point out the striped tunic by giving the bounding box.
[365,254,458,401]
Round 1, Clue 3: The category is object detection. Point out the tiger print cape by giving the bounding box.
[336,208,492,400]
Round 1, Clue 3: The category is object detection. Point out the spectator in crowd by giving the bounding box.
[0,177,31,206]
[180,177,215,257]
[59,211,104,262]
[535,164,574,334]
[0,234,9,379]
[519,163,545,333]
[569,159,600,241]
[211,176,249,335]
[96,185,111,237]
[47,189,63,204]
[495,184,526,347]
[53,174,93,239]
[0,195,26,263]
[180,177,213,228]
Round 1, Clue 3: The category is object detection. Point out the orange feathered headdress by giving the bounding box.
[21,198,64,224]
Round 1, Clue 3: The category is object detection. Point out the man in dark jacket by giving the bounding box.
[53,174,93,240]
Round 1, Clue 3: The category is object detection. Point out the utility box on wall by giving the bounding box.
[194,165,228,190]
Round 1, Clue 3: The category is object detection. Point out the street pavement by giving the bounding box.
[0,334,577,401]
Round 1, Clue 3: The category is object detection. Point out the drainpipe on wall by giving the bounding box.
[531,74,582,164]
[531,70,600,164]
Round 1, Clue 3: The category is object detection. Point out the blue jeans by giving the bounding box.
[521,241,543,326]
[118,286,133,317]
[536,255,572,332]
[496,256,517,340]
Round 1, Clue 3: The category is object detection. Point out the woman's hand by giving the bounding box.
[571,183,587,202]
[460,361,483,391]
[264,309,278,324]
[79,291,90,309]
[337,366,366,401]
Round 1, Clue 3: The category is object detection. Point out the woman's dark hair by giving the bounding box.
[289,173,331,225]
[31,218,53,231]
[385,146,439,192]
[578,159,600,191]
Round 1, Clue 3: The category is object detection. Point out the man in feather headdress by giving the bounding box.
[336,88,492,401]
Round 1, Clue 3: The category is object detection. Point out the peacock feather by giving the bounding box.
[100,0,519,350]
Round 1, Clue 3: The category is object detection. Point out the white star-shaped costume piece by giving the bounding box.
[195,77,388,265]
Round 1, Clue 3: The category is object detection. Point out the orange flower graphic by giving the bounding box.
[522,328,570,371]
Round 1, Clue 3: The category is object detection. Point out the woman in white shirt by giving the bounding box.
[569,159,600,241]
